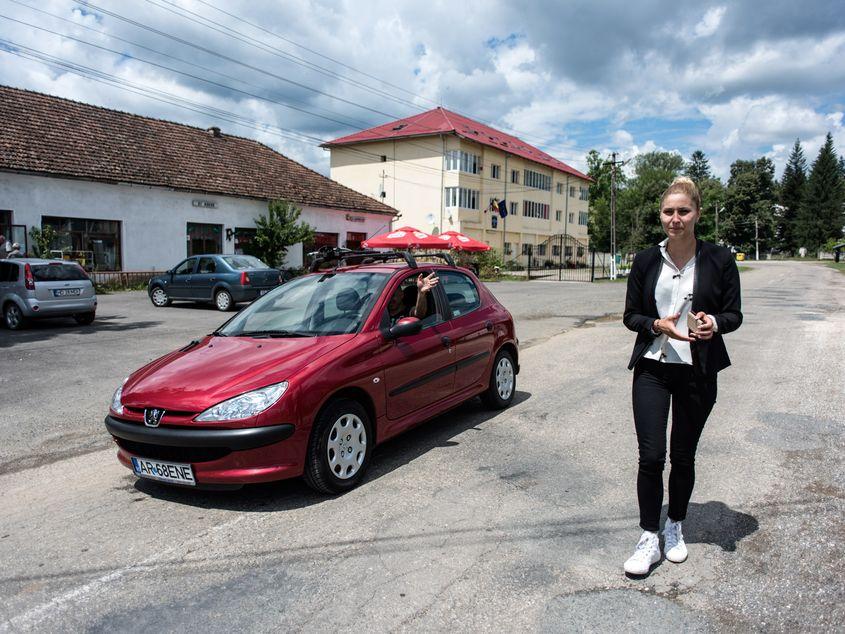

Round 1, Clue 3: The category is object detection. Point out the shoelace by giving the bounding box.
[632,536,658,560]
[665,523,683,549]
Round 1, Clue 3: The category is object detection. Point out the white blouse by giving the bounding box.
[643,239,697,365]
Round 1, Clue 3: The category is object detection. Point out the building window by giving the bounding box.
[186,222,222,258]
[565,245,573,257]
[504,242,512,255]
[537,243,547,256]
[511,169,519,184]
[521,243,533,256]
[491,164,501,179]
[577,246,585,257]
[568,211,575,224]
[522,201,550,220]
[346,232,367,250]
[509,201,518,216]
[569,185,576,197]
[552,244,561,256]
[303,231,339,263]
[444,150,480,174]
[579,211,588,225]
[42,215,122,270]
[555,210,562,222]
[556,182,564,195]
[234,227,257,256]
[580,186,589,201]
[445,186,479,210]
[523,169,551,191]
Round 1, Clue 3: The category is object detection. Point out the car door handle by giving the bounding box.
[441,336,451,348]
[209,277,216,282]
[485,320,493,332]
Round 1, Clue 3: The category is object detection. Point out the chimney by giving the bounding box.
[207,126,221,138]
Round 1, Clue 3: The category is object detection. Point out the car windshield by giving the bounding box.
[31,263,89,282]
[221,255,270,270]
[218,271,389,337]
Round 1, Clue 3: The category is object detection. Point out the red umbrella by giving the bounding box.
[362,226,443,249]
[430,230,491,252]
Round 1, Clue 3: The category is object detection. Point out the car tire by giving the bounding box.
[214,289,234,311]
[150,286,171,307]
[481,349,516,409]
[73,312,96,325]
[304,398,373,494]
[3,302,26,330]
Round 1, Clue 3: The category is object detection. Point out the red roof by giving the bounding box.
[323,107,590,181]
[0,85,397,215]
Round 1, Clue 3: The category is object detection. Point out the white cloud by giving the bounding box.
[694,6,727,38]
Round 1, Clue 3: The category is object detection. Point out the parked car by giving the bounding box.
[148,254,281,311]
[0,258,97,330]
[105,250,519,494]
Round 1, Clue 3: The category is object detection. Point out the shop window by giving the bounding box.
[42,215,121,270]
[303,232,338,263]
[234,227,257,256]
[346,232,367,250]
[187,222,222,257]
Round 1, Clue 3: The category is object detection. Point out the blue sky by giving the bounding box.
[1,0,844,179]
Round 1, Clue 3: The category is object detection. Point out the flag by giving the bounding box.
[498,199,508,218]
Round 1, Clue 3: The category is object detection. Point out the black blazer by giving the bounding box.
[623,240,742,376]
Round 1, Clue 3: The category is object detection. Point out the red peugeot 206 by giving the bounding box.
[105,250,519,494]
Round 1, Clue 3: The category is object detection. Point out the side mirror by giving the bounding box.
[387,316,422,340]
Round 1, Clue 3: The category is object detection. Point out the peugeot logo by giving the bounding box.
[144,408,165,427]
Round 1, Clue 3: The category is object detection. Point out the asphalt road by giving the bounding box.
[1,261,843,632]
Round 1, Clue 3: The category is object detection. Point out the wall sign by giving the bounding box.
[345,214,365,223]
[192,199,217,209]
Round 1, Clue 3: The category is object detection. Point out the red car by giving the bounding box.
[105,250,518,493]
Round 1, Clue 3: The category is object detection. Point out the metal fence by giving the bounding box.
[510,235,614,282]
[90,270,157,288]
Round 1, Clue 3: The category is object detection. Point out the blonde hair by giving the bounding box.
[660,176,701,212]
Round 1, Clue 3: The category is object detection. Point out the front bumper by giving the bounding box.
[104,416,302,484]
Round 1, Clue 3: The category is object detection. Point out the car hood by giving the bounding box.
[122,334,352,412]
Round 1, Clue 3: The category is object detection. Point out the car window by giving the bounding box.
[221,255,269,270]
[0,261,17,283]
[219,272,389,336]
[384,271,444,328]
[173,259,195,275]
[197,257,216,274]
[31,263,90,282]
[439,271,481,318]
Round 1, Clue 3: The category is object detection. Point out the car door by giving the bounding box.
[191,256,218,300]
[168,258,196,298]
[377,270,455,424]
[439,271,496,393]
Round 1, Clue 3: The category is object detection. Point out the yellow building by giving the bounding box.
[323,107,592,264]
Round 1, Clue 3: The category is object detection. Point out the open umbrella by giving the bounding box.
[430,230,491,252]
[362,226,444,249]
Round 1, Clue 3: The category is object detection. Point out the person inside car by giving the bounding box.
[387,272,439,325]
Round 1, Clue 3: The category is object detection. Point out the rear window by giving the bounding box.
[222,255,269,270]
[32,263,90,282]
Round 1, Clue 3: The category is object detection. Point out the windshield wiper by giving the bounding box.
[210,331,228,337]
[236,330,313,338]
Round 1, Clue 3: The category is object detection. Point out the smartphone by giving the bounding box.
[687,312,703,332]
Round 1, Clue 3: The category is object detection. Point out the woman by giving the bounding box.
[622,176,742,575]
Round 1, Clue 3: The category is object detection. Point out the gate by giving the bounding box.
[528,235,602,281]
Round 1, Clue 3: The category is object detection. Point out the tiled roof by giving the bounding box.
[0,85,396,216]
[323,107,591,181]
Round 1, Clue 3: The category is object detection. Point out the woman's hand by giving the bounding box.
[690,311,714,340]
[653,312,692,342]
[416,272,439,294]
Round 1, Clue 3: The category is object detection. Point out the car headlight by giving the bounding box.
[111,377,128,415]
[195,382,289,422]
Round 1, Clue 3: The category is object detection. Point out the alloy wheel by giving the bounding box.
[151,288,168,306]
[326,414,367,479]
[5,304,22,329]
[215,290,232,311]
[495,357,514,400]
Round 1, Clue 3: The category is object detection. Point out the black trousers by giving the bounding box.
[632,358,717,532]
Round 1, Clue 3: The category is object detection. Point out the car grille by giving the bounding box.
[116,438,231,463]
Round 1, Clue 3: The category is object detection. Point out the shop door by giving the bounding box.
[187,223,223,257]
[346,232,367,250]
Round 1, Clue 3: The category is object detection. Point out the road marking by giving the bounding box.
[2,515,245,632]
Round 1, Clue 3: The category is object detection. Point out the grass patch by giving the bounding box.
[825,262,845,274]
[95,281,149,294]
[480,274,529,282]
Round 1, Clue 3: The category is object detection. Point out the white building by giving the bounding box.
[0,86,397,271]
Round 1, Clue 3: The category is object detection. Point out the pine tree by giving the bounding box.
[684,150,712,184]
[777,139,807,254]
[796,133,845,251]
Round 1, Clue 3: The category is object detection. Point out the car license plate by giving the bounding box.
[53,288,82,297]
[259,289,269,296]
[131,456,195,486]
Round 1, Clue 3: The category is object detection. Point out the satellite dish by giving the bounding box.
[425,213,436,225]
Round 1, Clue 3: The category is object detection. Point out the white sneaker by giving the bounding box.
[663,518,688,563]
[623,531,661,575]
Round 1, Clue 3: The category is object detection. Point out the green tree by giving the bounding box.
[696,176,726,244]
[684,150,712,184]
[252,199,314,268]
[585,149,617,251]
[618,151,685,252]
[28,225,58,258]
[796,133,844,251]
[777,139,807,254]
[722,158,777,255]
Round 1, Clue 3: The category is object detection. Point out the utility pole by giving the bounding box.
[755,216,759,261]
[606,152,626,280]
[715,204,720,244]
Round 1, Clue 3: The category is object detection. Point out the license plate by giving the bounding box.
[131,456,195,486]
[259,289,269,296]
[53,288,82,297]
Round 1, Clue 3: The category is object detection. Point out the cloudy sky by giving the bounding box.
[1,0,844,179]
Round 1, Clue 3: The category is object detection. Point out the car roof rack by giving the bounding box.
[415,252,456,267]
[307,248,457,272]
